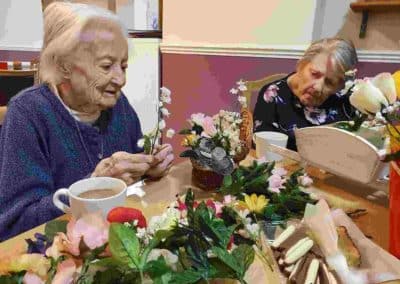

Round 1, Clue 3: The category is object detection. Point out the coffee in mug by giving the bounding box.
[53,177,127,218]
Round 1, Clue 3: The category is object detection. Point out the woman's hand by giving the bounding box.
[92,152,154,185]
[145,144,174,179]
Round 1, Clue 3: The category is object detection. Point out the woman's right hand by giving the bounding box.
[91,152,154,185]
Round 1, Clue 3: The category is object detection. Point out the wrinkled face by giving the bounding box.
[293,53,345,107]
[64,20,128,113]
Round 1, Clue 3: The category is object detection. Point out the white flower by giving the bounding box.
[136,227,147,239]
[245,223,260,237]
[166,128,175,138]
[191,113,205,126]
[238,84,247,92]
[230,88,239,95]
[148,207,180,234]
[161,95,171,104]
[160,86,171,97]
[236,79,245,86]
[161,107,170,117]
[349,79,388,114]
[372,72,397,104]
[158,119,166,130]
[137,138,145,148]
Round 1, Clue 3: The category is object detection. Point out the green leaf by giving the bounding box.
[170,268,203,284]
[109,223,140,269]
[223,175,233,187]
[93,269,141,284]
[211,246,240,272]
[44,220,68,241]
[145,256,173,282]
[143,136,152,154]
[208,258,236,279]
[46,256,66,284]
[232,244,255,276]
[92,257,124,268]
[0,271,26,284]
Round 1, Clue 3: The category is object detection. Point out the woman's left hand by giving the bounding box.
[146,144,174,179]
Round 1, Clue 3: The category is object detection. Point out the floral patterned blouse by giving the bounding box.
[253,73,355,151]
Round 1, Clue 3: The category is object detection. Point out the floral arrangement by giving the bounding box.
[337,70,400,161]
[229,79,248,108]
[0,190,275,284]
[139,87,175,154]
[218,160,316,223]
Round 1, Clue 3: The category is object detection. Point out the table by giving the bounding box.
[0,156,390,257]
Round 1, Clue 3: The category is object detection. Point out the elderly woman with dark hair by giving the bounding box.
[253,37,358,151]
[0,2,173,240]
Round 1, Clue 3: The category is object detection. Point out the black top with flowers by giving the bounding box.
[253,73,355,151]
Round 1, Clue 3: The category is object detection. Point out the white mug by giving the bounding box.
[253,131,289,161]
[53,177,127,218]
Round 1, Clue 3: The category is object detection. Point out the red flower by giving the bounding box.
[107,207,147,228]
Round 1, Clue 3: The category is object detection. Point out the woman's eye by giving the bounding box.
[121,65,128,72]
[101,65,112,71]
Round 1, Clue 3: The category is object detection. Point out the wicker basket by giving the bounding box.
[191,108,253,191]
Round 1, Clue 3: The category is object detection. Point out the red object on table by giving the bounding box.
[0,62,8,70]
[389,161,400,258]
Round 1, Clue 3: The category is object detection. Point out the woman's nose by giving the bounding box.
[111,66,126,86]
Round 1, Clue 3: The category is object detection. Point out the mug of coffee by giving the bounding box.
[53,177,127,218]
[253,131,289,161]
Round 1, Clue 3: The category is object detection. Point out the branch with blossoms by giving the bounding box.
[230,79,248,108]
[138,87,175,155]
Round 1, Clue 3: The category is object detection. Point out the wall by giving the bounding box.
[163,0,317,48]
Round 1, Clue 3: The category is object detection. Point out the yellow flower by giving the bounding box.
[182,134,197,147]
[8,253,50,277]
[392,70,400,98]
[240,194,269,214]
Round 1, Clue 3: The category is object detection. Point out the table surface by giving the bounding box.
[0,155,390,258]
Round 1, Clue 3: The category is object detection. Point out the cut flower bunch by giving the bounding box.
[0,190,275,284]
[218,160,316,223]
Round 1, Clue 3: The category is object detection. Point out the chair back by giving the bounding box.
[242,73,287,109]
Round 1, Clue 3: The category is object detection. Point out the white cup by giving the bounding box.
[253,131,289,161]
[53,177,127,219]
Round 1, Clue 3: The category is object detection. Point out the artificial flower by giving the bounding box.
[107,207,147,228]
[160,87,171,104]
[147,207,180,234]
[230,88,239,95]
[272,167,287,177]
[158,119,166,130]
[137,138,145,148]
[161,107,170,117]
[182,134,197,147]
[190,113,206,126]
[392,70,400,98]
[238,95,247,107]
[240,194,269,214]
[245,223,260,238]
[23,272,45,284]
[298,174,313,187]
[7,253,50,278]
[372,72,397,104]
[267,174,285,194]
[52,258,78,284]
[202,116,218,137]
[166,128,175,138]
[349,79,388,114]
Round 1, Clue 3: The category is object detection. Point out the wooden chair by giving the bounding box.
[241,73,287,108]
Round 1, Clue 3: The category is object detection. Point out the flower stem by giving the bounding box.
[140,269,144,283]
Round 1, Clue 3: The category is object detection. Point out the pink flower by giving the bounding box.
[263,84,279,103]
[46,212,109,257]
[272,167,287,177]
[268,174,285,194]
[52,259,78,284]
[223,195,236,205]
[23,272,44,284]
[298,174,313,187]
[202,116,217,137]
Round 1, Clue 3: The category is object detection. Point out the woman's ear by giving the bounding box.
[56,56,72,80]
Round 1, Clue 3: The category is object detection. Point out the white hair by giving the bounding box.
[39,1,129,85]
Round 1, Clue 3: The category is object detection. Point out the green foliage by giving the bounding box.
[44,220,68,242]
[0,271,26,284]
[109,223,140,269]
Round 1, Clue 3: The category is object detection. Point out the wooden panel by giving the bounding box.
[351,0,400,12]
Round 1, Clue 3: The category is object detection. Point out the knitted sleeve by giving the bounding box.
[0,101,62,241]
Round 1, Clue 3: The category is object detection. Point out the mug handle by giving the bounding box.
[53,188,71,214]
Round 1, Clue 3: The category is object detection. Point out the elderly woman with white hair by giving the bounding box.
[253,37,358,151]
[0,2,173,240]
